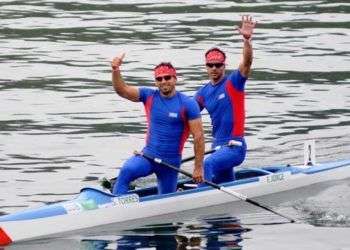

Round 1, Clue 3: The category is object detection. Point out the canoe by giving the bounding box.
[1,158,350,246]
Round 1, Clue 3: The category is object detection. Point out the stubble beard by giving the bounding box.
[160,85,175,97]
[210,71,224,84]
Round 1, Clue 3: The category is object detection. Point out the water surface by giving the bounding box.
[1,0,350,249]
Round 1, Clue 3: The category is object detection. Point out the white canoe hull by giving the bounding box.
[1,159,350,246]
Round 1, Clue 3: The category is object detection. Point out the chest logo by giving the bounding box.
[169,112,178,118]
[218,93,225,100]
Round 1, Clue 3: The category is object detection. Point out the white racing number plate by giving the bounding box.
[112,193,140,206]
[263,172,291,184]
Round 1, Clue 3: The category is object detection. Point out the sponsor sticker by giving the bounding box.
[63,202,83,214]
[63,199,98,214]
[80,199,98,210]
[63,194,140,214]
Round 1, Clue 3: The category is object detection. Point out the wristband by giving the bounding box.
[243,35,251,41]
[112,65,120,72]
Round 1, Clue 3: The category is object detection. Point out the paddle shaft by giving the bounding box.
[102,141,242,190]
[181,148,216,163]
[102,147,218,189]
[142,153,295,223]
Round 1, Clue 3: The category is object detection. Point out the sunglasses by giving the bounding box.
[206,63,224,68]
[155,75,172,81]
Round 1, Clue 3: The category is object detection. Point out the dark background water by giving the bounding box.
[1,0,350,249]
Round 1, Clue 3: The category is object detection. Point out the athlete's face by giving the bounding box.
[155,75,176,97]
[206,62,225,83]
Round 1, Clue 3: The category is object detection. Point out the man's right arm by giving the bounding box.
[111,53,140,102]
[188,117,204,184]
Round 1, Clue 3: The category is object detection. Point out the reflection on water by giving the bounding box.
[80,216,249,250]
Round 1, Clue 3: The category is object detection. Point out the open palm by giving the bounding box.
[238,15,256,40]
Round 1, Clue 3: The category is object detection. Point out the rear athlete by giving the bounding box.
[111,54,204,195]
[194,15,256,184]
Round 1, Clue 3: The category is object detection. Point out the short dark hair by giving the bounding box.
[154,62,175,71]
[205,47,226,61]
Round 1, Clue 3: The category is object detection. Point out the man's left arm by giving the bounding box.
[238,15,256,77]
[188,118,204,183]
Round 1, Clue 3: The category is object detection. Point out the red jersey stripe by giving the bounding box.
[144,95,154,144]
[226,80,245,137]
[179,108,190,154]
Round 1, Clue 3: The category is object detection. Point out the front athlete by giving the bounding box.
[111,54,204,195]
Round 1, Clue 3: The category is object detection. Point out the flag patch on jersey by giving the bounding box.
[169,112,178,118]
[218,93,225,100]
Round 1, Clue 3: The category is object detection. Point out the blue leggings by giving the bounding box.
[113,155,179,195]
[203,142,246,184]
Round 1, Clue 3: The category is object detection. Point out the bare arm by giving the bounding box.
[111,53,139,102]
[238,15,256,77]
[188,117,205,183]
[239,39,253,77]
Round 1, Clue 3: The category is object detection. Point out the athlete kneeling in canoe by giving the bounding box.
[194,15,256,184]
[111,54,204,195]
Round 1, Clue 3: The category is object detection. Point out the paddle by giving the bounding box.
[141,152,296,223]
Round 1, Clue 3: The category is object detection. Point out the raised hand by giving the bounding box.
[111,53,126,71]
[238,15,256,40]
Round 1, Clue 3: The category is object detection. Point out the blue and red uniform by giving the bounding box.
[194,70,247,183]
[113,88,201,195]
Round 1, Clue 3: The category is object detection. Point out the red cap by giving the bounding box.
[154,66,176,78]
[205,50,225,63]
